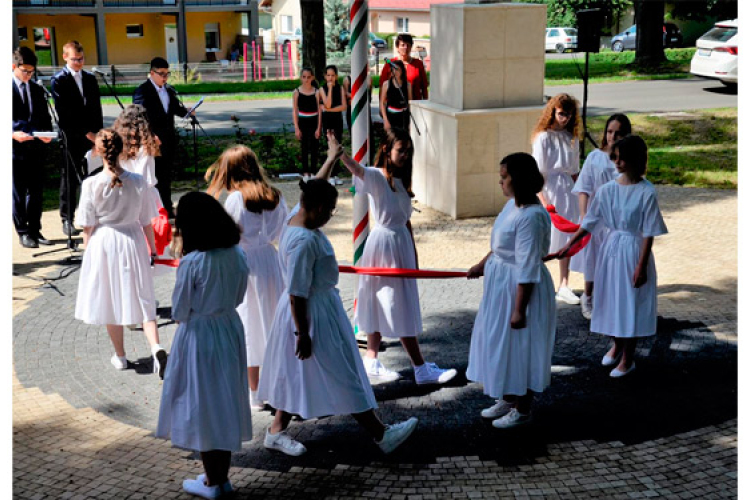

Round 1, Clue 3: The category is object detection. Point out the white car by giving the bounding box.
[690,19,737,87]
[546,27,578,53]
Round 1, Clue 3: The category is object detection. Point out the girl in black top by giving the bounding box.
[293,67,321,179]
[319,65,347,184]
[380,60,412,133]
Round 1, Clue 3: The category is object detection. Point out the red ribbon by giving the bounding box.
[154,258,180,267]
[338,266,467,278]
[545,204,590,258]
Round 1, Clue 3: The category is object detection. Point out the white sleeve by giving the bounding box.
[74,178,97,228]
[224,192,244,226]
[286,234,316,299]
[531,133,549,177]
[514,212,546,284]
[641,188,668,238]
[572,151,596,196]
[353,166,382,196]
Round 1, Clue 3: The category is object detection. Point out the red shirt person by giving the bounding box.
[379,33,429,101]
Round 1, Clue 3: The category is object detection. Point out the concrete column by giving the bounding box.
[178,0,188,78]
[95,0,109,65]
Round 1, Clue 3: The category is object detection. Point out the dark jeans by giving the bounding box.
[299,117,319,173]
[13,157,44,236]
[59,155,83,223]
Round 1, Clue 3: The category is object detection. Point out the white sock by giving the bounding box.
[151,344,164,355]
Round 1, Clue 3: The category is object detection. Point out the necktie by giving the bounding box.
[19,82,31,118]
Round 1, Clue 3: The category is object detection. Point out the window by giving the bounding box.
[281,15,293,34]
[548,29,559,37]
[396,17,409,33]
[126,24,144,38]
[18,27,28,42]
[205,23,220,52]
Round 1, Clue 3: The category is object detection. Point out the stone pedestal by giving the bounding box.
[411,2,546,218]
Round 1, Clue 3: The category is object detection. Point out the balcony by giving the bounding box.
[14,0,95,6]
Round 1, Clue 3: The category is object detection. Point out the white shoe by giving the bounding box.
[610,363,636,378]
[414,362,457,385]
[601,351,621,367]
[110,354,128,370]
[556,286,580,305]
[376,417,418,454]
[580,293,592,320]
[492,408,531,429]
[264,429,307,456]
[249,389,265,410]
[182,476,232,499]
[480,399,513,419]
[365,358,401,382]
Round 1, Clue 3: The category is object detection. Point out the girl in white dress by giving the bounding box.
[205,145,289,410]
[257,178,418,457]
[335,129,457,385]
[466,153,556,429]
[156,191,251,499]
[571,114,631,320]
[554,136,668,378]
[532,93,582,306]
[74,129,167,377]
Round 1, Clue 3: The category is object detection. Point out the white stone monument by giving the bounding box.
[410,2,547,218]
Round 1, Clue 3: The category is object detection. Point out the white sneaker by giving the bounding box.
[556,286,580,305]
[182,476,232,499]
[414,362,457,385]
[194,474,233,495]
[249,389,265,410]
[264,429,307,456]
[492,408,531,429]
[580,293,592,320]
[110,354,127,370]
[365,358,401,382]
[377,417,418,454]
[480,399,513,419]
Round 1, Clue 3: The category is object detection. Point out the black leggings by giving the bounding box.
[299,117,319,173]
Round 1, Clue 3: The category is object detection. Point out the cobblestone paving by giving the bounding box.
[13,183,737,498]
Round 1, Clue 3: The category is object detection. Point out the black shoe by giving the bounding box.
[35,233,54,246]
[20,234,38,248]
[153,349,168,380]
[62,220,81,236]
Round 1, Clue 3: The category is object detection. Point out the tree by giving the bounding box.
[514,0,632,33]
[669,0,737,22]
[634,0,665,66]
[301,0,326,81]
[325,0,350,53]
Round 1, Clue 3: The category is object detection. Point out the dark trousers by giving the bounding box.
[59,154,83,223]
[155,147,175,216]
[299,117,319,173]
[13,157,44,236]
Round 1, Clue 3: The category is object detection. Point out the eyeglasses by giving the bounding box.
[152,70,170,78]
[68,57,84,63]
[18,67,35,75]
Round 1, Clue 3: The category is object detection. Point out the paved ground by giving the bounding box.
[13,181,737,498]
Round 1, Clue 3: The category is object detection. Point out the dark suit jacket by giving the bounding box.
[133,79,188,155]
[50,68,104,160]
[13,79,53,162]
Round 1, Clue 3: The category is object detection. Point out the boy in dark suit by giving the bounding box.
[133,57,190,218]
[51,40,104,236]
[12,47,54,249]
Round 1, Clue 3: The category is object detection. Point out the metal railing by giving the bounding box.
[102,0,176,6]
[14,0,95,6]
[184,0,248,4]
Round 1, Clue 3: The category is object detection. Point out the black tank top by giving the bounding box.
[321,83,344,131]
[386,79,408,113]
[297,88,318,118]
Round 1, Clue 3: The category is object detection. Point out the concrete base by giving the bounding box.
[411,99,544,219]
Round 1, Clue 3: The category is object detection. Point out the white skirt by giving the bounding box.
[355,225,422,338]
[466,256,557,397]
[544,173,580,252]
[75,223,156,325]
[258,287,377,419]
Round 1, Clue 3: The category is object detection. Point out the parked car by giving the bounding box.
[545,27,578,53]
[611,23,683,52]
[690,19,738,87]
[339,30,387,51]
[277,28,302,49]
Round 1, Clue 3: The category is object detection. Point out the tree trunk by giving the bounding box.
[300,0,326,82]
[634,0,666,67]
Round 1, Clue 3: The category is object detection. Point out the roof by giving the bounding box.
[369,0,462,11]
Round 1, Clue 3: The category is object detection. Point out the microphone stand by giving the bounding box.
[94,68,124,110]
[173,89,218,183]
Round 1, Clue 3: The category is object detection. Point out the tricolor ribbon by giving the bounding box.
[545,204,591,258]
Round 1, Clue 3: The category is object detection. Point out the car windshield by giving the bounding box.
[701,26,738,42]
[564,29,577,36]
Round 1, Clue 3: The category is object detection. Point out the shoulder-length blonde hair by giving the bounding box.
[205,145,281,213]
[113,104,160,159]
[531,93,582,144]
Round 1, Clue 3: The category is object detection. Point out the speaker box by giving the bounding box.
[576,8,604,53]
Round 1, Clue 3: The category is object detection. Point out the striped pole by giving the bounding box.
[349,0,370,335]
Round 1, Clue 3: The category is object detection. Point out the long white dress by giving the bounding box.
[466,201,556,397]
[354,166,422,338]
[225,191,289,367]
[581,179,668,338]
[257,216,378,419]
[74,170,158,325]
[570,149,617,280]
[532,130,581,253]
[156,246,253,452]
[120,147,163,215]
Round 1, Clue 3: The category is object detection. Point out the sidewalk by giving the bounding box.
[13,183,737,498]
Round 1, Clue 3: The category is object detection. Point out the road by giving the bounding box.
[101,78,737,136]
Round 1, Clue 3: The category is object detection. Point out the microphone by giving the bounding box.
[91,67,106,76]
[384,57,398,69]
[30,79,52,98]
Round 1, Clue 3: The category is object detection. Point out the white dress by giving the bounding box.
[581,180,668,338]
[570,149,617,281]
[532,130,581,253]
[225,191,289,367]
[466,201,556,397]
[156,246,253,452]
[257,215,378,419]
[120,147,163,215]
[74,171,158,325]
[354,166,422,338]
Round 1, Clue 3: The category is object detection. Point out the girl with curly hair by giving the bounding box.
[531,93,582,306]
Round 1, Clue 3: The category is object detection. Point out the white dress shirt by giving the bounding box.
[66,66,86,104]
[149,77,170,113]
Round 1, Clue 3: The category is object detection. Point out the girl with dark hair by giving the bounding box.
[379,33,429,101]
[319,65,347,185]
[74,129,167,376]
[205,145,289,411]
[335,129,457,385]
[553,135,667,378]
[293,67,321,180]
[380,59,412,132]
[257,170,418,457]
[571,113,632,319]
[532,93,583,306]
[466,152,556,428]
[157,191,251,498]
